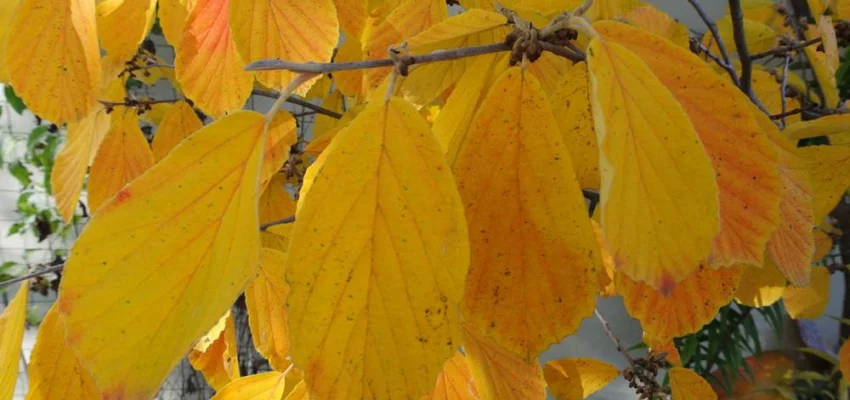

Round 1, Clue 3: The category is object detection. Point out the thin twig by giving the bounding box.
[99,98,181,108]
[0,264,64,289]
[252,89,342,119]
[688,0,740,86]
[696,42,739,82]
[728,0,753,94]
[259,216,296,231]
[770,107,804,120]
[245,42,585,74]
[595,309,636,365]
[784,0,828,106]
[780,54,791,126]
[749,37,822,60]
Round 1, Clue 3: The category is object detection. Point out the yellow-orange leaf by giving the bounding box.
[26,305,100,400]
[176,0,253,117]
[549,62,600,190]
[670,367,717,400]
[839,339,850,380]
[334,37,366,99]
[287,97,468,400]
[6,0,100,123]
[210,371,287,400]
[229,0,338,91]
[596,21,781,269]
[421,352,479,400]
[625,5,690,47]
[152,100,203,161]
[258,175,296,226]
[462,323,546,400]
[88,111,155,213]
[734,259,786,308]
[57,111,267,399]
[591,220,616,297]
[313,90,345,140]
[0,283,29,399]
[784,267,831,319]
[158,0,197,49]
[96,0,157,62]
[189,312,240,390]
[0,0,20,83]
[587,34,720,292]
[543,358,618,400]
[261,112,298,189]
[246,247,291,371]
[798,145,850,223]
[455,67,600,359]
[765,133,815,285]
[618,265,743,343]
[646,336,681,366]
[813,229,833,262]
[334,0,367,40]
[284,380,308,400]
[51,105,112,222]
[705,16,778,55]
[785,114,850,141]
[586,0,642,20]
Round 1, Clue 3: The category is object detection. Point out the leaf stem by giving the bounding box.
[265,73,319,123]
[594,308,636,366]
[0,265,63,289]
[259,216,296,231]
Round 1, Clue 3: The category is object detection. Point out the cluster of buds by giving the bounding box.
[622,353,671,400]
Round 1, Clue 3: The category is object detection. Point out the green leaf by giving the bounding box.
[4,85,26,114]
[8,161,31,187]
[7,221,25,236]
[26,125,48,153]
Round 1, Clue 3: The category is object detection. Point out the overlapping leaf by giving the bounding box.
[176,0,253,116]
[462,323,546,400]
[798,145,850,223]
[88,110,155,213]
[785,114,850,141]
[57,111,267,399]
[0,283,29,399]
[625,5,689,47]
[455,67,600,359]
[669,367,716,400]
[543,358,618,400]
[734,259,786,308]
[0,0,20,83]
[96,0,157,62]
[421,352,479,400]
[704,16,778,55]
[229,0,338,91]
[617,265,743,343]
[6,0,101,123]
[158,0,197,49]
[286,97,468,399]
[586,30,719,292]
[210,371,287,400]
[189,312,240,390]
[333,0,367,39]
[597,21,781,269]
[784,267,831,319]
[246,246,291,371]
[549,62,600,190]
[152,100,204,161]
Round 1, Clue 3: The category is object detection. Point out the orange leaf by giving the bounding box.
[713,351,795,399]
[6,0,101,123]
[188,311,240,390]
[462,323,546,400]
[618,265,743,343]
[152,100,203,162]
[51,105,112,222]
[87,111,155,213]
[175,0,253,117]
[455,67,600,359]
[597,21,781,269]
[229,0,338,91]
[840,339,850,381]
[543,358,618,400]
[421,352,479,400]
[26,305,100,400]
[670,367,717,400]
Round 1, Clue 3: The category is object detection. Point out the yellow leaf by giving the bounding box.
[0,283,29,399]
[455,67,600,359]
[6,0,101,123]
[625,5,690,47]
[833,0,850,19]
[176,0,253,117]
[587,33,720,292]
[313,90,345,139]
[434,52,508,162]
[586,0,643,20]
[784,267,831,319]
[798,145,850,223]
[259,175,296,226]
[813,229,833,262]
[752,68,802,125]
[462,323,546,400]
[26,305,100,400]
[0,0,20,83]
[765,132,815,285]
[817,16,840,72]
[334,37,366,99]
[804,31,841,107]
[284,379,308,400]
[210,371,287,400]
[618,265,743,343]
[96,0,157,62]
[669,367,717,400]
[229,0,338,92]
[57,111,267,399]
[361,0,448,93]
[596,21,782,269]
[704,16,778,56]
[246,247,291,371]
[734,259,786,308]
[543,358,618,400]
[152,100,204,162]
[591,220,616,297]
[87,110,155,213]
[549,63,600,190]
[304,104,365,157]
[51,105,112,222]
[158,0,197,49]
[261,112,298,190]
[495,0,583,15]
[286,97,468,400]
[401,9,509,106]
[189,311,240,390]
[334,0,368,39]
[421,352,479,400]
[839,339,850,380]
[785,114,850,141]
